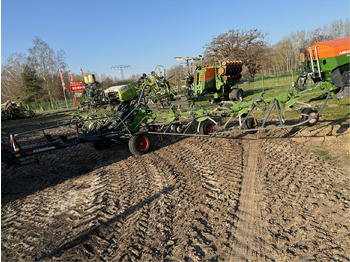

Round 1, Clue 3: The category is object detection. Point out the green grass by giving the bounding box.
[238,75,296,90]
[320,97,350,120]
[312,149,337,162]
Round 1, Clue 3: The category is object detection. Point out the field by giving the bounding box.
[1,95,349,261]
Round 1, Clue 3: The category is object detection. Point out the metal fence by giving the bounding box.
[238,70,302,89]
[25,99,75,112]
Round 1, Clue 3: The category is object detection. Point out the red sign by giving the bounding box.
[70,84,85,92]
[68,69,86,92]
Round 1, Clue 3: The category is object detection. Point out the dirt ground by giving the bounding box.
[1,118,349,261]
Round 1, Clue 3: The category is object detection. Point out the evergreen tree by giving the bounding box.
[20,65,44,103]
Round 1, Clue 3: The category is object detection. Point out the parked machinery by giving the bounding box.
[176,57,244,102]
[1,101,35,121]
[3,38,349,166]
[194,60,244,101]
[296,37,350,98]
[79,74,107,109]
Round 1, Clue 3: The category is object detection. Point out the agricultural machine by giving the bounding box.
[1,101,35,121]
[296,37,350,98]
[105,69,180,110]
[104,82,138,108]
[2,83,155,166]
[79,74,107,109]
[175,57,244,102]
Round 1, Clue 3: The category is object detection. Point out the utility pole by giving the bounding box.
[111,65,131,80]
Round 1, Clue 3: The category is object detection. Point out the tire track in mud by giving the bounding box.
[259,137,350,261]
[70,136,245,261]
[41,148,181,261]
[2,135,247,261]
[2,172,106,261]
[155,137,244,261]
[229,138,273,261]
[48,157,159,261]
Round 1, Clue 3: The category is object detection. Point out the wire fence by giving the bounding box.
[238,69,302,89]
[25,99,75,112]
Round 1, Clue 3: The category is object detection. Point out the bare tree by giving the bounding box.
[1,53,27,102]
[166,65,187,86]
[271,31,308,72]
[204,29,270,76]
[27,36,67,105]
[270,18,350,73]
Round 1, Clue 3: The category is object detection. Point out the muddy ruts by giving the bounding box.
[1,136,244,261]
[259,137,349,261]
[1,132,349,261]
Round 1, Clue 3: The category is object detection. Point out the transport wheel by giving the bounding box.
[229,88,243,101]
[93,139,111,151]
[170,124,178,133]
[301,108,319,126]
[199,121,214,135]
[242,118,258,133]
[128,133,151,155]
[294,75,308,91]
[176,125,184,133]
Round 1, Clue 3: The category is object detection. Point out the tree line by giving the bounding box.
[168,18,350,81]
[1,37,139,104]
[2,19,349,104]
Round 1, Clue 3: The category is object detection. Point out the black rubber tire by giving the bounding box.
[128,133,151,155]
[229,88,243,101]
[242,118,258,133]
[93,140,111,151]
[176,125,184,133]
[301,108,319,126]
[199,121,214,135]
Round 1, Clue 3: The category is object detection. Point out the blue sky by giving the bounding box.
[2,0,349,78]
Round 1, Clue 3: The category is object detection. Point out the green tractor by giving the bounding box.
[296,37,350,98]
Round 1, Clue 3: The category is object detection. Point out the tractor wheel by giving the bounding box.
[301,108,319,126]
[128,133,151,155]
[199,121,214,135]
[229,88,243,101]
[242,118,258,133]
[93,139,111,151]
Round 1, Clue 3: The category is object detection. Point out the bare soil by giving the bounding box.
[1,118,349,261]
